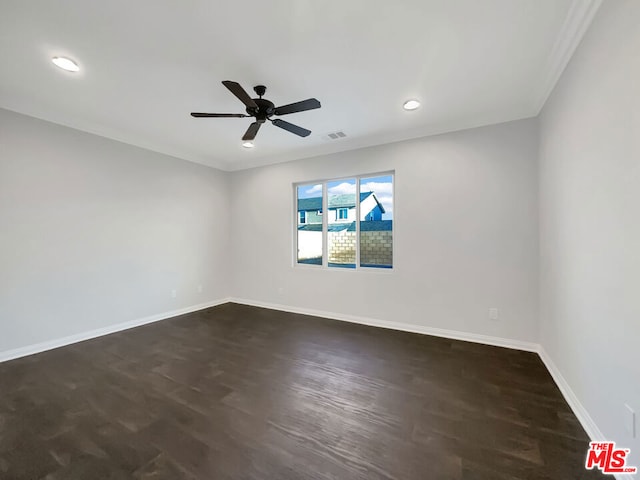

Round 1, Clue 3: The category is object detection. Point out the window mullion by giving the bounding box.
[322,182,328,268]
[355,177,360,269]
[294,184,298,266]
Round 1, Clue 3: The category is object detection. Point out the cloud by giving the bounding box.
[305,184,322,195]
[328,182,356,195]
[361,181,393,196]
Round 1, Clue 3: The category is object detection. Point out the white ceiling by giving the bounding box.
[0,0,601,171]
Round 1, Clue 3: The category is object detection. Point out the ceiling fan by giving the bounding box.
[191,81,321,142]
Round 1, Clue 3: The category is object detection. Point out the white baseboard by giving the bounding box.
[2,295,612,477]
[537,348,630,480]
[0,298,230,363]
[537,346,606,441]
[228,297,539,352]
[230,297,616,461]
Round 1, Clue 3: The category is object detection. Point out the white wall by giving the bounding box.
[539,0,640,464]
[230,118,540,344]
[0,108,230,355]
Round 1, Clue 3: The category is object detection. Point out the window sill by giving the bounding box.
[293,263,394,274]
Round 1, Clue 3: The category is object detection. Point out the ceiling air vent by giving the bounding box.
[325,131,347,140]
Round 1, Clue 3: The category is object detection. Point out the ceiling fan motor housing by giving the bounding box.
[249,97,275,123]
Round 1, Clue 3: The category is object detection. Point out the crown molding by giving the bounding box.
[533,0,603,114]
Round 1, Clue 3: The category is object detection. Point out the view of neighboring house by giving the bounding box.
[297,192,385,224]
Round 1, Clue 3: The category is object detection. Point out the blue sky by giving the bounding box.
[298,175,393,220]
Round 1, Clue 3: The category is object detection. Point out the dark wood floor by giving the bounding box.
[0,303,603,479]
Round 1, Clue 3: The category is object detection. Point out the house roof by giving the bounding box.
[298,192,385,212]
[297,197,322,211]
[298,220,392,232]
[359,220,392,231]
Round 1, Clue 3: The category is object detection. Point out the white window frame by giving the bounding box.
[293,171,394,271]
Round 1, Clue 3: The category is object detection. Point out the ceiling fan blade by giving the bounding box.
[191,113,248,118]
[272,119,311,137]
[274,98,321,116]
[242,122,261,141]
[222,80,258,109]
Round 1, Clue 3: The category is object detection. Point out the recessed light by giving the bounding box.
[242,141,255,149]
[403,99,420,111]
[52,56,79,72]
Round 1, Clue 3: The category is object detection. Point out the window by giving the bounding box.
[294,173,393,269]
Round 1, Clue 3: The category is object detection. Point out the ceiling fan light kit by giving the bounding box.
[191,81,321,145]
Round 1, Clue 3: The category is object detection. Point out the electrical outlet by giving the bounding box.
[197,284,203,293]
[489,308,499,320]
[624,404,636,438]
[171,289,177,298]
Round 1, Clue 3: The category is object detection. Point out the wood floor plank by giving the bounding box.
[0,303,605,479]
